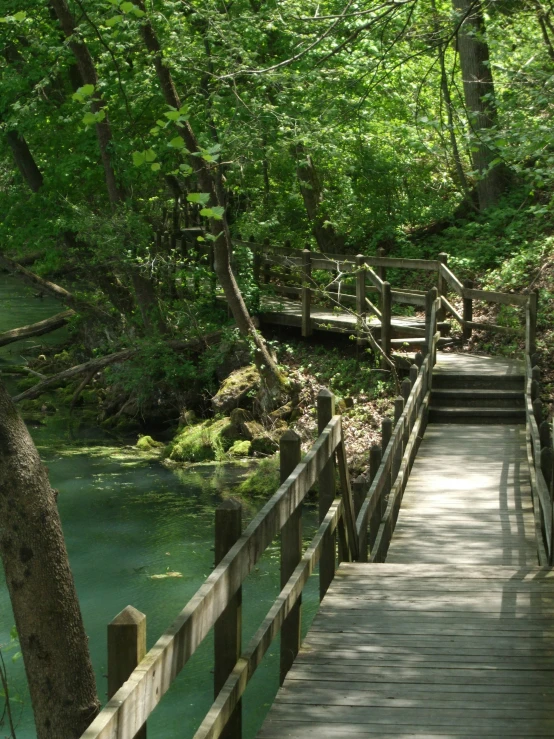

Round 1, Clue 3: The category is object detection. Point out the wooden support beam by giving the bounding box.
[318,389,336,599]
[526,291,538,356]
[380,281,392,368]
[215,500,242,739]
[437,253,448,322]
[108,607,147,739]
[368,445,383,551]
[301,249,312,338]
[279,430,302,686]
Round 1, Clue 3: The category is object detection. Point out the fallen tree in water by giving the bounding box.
[11,333,221,403]
[0,310,75,348]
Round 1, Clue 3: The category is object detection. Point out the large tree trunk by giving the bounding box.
[453,0,509,210]
[6,131,44,192]
[0,381,99,738]
[136,2,285,400]
[50,0,123,206]
[294,144,344,253]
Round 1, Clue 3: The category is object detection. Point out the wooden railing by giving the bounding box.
[524,292,552,566]
[236,240,532,352]
[79,291,446,739]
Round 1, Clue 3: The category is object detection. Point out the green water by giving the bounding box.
[0,273,319,738]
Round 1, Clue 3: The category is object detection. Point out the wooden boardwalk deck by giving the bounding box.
[259,353,552,738]
[258,296,429,337]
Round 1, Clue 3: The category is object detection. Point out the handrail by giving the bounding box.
[80,414,345,739]
[523,290,551,566]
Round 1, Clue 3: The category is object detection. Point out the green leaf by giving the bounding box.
[132,151,146,167]
[151,162,161,171]
[72,84,95,102]
[106,15,122,26]
[82,111,97,125]
[200,206,224,220]
[130,5,145,16]
[178,105,189,118]
[164,111,181,121]
[179,163,193,174]
[120,1,135,12]
[196,236,205,242]
[144,148,157,162]
[187,193,210,205]
[95,109,106,122]
[169,136,185,149]
[12,10,26,20]
[156,119,167,127]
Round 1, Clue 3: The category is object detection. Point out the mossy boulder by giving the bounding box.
[136,435,164,451]
[228,439,252,457]
[212,365,260,413]
[167,418,237,463]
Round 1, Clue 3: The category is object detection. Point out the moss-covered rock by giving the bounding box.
[236,455,280,498]
[228,439,252,457]
[167,418,237,463]
[136,435,164,451]
[211,365,260,413]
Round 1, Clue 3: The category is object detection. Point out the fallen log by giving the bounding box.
[0,253,110,320]
[0,310,75,348]
[12,333,222,403]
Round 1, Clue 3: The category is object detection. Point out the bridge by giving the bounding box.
[79,250,554,739]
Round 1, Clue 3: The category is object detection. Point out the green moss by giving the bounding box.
[228,439,252,457]
[167,418,236,463]
[136,435,164,451]
[236,455,280,498]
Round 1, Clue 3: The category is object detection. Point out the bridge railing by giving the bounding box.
[353,288,442,563]
[524,292,552,566]
[80,394,361,739]
[237,239,532,349]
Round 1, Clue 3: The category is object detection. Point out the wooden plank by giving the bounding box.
[80,416,342,739]
[440,295,463,324]
[439,263,464,296]
[464,320,525,336]
[193,500,343,739]
[464,287,528,307]
[364,256,440,271]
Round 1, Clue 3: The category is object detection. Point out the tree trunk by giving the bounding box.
[131,271,168,334]
[452,0,509,210]
[294,144,344,252]
[136,1,285,400]
[0,309,74,348]
[6,131,44,192]
[0,380,99,738]
[50,0,123,206]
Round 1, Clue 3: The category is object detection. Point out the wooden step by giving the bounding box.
[432,373,525,392]
[430,388,525,409]
[428,406,526,424]
[391,337,454,349]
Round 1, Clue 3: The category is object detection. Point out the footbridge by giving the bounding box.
[80,257,554,739]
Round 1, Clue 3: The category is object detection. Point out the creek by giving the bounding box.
[0,272,319,738]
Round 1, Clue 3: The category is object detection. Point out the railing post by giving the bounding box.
[263,238,271,284]
[381,281,392,368]
[368,445,383,552]
[356,254,366,348]
[376,247,387,282]
[541,447,553,494]
[250,235,261,285]
[214,499,242,739]
[108,606,147,739]
[318,388,336,600]
[526,290,538,356]
[279,430,302,686]
[381,417,393,453]
[463,279,473,340]
[437,253,448,324]
[302,248,312,338]
[352,474,368,562]
[393,396,405,482]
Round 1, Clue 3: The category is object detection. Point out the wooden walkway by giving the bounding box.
[259,354,552,738]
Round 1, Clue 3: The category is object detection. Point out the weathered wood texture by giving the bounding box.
[259,564,554,738]
[386,424,536,565]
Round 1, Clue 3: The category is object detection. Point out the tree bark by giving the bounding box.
[0,310,74,348]
[0,253,111,320]
[135,2,285,399]
[50,0,123,206]
[0,380,99,739]
[6,131,44,192]
[11,334,221,403]
[131,271,168,334]
[452,0,509,210]
[294,144,344,253]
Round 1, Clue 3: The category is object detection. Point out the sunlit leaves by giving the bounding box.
[187,193,210,205]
